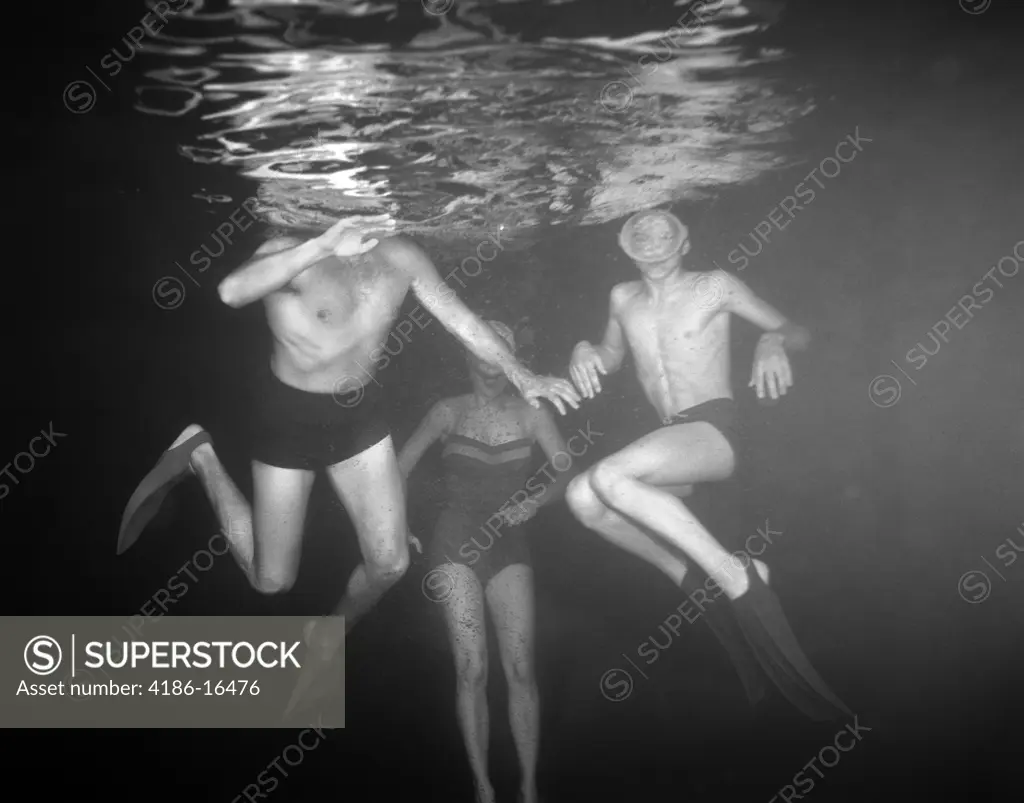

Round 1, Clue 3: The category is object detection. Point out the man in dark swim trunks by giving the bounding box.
[566,209,850,721]
[118,215,580,644]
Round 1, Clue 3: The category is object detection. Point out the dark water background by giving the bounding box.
[6,0,1024,800]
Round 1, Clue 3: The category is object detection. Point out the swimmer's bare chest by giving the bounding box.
[263,251,409,377]
[619,278,732,412]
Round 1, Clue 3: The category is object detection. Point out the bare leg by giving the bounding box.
[486,564,539,803]
[570,423,850,720]
[441,563,494,803]
[180,425,314,593]
[325,435,409,633]
[574,422,751,598]
[566,472,767,704]
[590,474,749,597]
[566,473,690,586]
[285,435,410,717]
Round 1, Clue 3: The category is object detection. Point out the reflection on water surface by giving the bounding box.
[135,0,812,245]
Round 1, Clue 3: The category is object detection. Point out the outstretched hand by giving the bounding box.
[749,333,793,400]
[319,213,397,258]
[511,370,580,415]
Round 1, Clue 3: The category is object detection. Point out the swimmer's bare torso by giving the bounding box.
[612,270,734,419]
[574,254,807,414]
[218,216,582,414]
[257,236,410,392]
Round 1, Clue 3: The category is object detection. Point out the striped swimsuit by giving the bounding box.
[429,433,535,587]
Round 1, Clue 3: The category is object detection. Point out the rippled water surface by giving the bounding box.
[134,0,812,244]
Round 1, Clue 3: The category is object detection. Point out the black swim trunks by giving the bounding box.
[249,362,390,470]
[662,397,742,461]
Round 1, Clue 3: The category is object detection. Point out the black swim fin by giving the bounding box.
[117,430,212,554]
[681,571,768,707]
[730,565,853,722]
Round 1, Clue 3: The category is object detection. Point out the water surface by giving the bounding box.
[134,0,811,245]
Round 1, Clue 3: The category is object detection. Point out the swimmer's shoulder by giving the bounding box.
[512,394,554,437]
[432,394,470,437]
[610,281,644,313]
[701,266,731,283]
[693,267,738,309]
[508,393,536,417]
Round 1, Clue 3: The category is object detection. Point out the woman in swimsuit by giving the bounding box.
[399,321,571,803]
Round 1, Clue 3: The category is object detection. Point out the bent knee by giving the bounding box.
[256,570,296,595]
[589,460,629,502]
[566,472,604,523]
[367,541,410,582]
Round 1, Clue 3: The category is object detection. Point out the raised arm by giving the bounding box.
[218,214,395,308]
[569,285,628,398]
[397,400,453,482]
[382,237,580,414]
[218,236,321,308]
[393,238,521,377]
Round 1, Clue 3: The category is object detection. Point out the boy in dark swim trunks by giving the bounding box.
[566,208,850,721]
[118,215,580,650]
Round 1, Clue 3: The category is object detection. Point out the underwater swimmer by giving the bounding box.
[566,208,850,721]
[399,320,570,803]
[118,215,579,652]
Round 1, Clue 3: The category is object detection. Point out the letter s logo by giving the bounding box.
[25,636,62,675]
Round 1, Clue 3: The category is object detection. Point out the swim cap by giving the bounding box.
[618,209,687,263]
[486,320,516,351]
